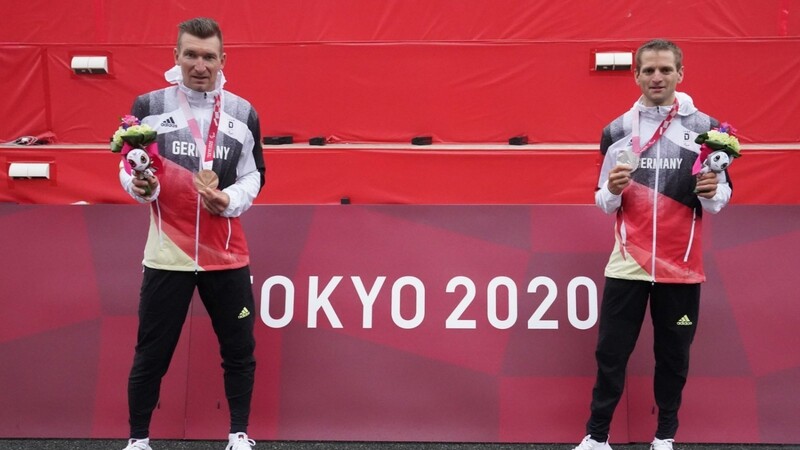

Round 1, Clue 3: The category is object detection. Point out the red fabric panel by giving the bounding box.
[0,46,49,140]
[782,0,800,36]
[678,40,800,147]
[726,148,800,205]
[0,148,134,204]
[1,146,798,205]
[4,39,797,144]
[261,147,600,205]
[0,1,101,44]
[44,46,169,143]
[241,40,800,144]
[2,1,795,43]
[209,0,794,42]
[2,2,799,144]
[246,42,602,144]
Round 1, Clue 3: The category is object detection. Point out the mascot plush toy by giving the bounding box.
[692,122,741,175]
[699,150,731,174]
[125,148,157,195]
[111,115,161,196]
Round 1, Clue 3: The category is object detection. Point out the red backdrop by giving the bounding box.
[1,1,799,144]
[2,0,800,445]
[0,204,798,444]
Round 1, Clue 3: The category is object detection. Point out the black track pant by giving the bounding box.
[128,266,256,439]
[587,278,700,442]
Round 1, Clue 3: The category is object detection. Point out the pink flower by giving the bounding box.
[121,115,140,129]
[717,122,737,136]
[111,114,156,153]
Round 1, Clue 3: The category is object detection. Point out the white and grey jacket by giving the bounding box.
[120,67,265,271]
[595,92,732,283]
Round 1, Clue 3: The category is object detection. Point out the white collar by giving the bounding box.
[632,91,697,117]
[164,65,226,101]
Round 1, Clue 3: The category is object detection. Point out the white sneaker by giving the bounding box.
[650,438,675,450]
[226,432,256,450]
[122,438,152,450]
[573,434,612,450]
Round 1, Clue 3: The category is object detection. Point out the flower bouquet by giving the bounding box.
[111,115,157,153]
[692,122,741,175]
[111,115,161,195]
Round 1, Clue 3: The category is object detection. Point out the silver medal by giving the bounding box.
[616,148,639,172]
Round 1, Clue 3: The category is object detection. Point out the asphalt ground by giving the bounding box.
[0,440,797,450]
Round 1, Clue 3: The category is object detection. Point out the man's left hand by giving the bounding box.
[695,172,718,199]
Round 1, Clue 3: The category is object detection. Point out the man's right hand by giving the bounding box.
[607,164,633,195]
[132,174,158,197]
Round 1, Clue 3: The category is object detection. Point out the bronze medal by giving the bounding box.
[193,169,219,191]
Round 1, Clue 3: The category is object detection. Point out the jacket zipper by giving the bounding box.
[194,194,201,272]
[683,208,697,262]
[618,209,628,260]
[650,140,660,283]
[225,218,232,250]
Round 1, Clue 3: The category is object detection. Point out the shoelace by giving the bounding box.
[575,435,603,450]
[230,436,256,449]
[652,438,674,450]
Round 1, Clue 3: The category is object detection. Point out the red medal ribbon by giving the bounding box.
[632,98,679,155]
[178,90,221,171]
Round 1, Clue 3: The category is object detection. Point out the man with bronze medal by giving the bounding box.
[119,17,264,450]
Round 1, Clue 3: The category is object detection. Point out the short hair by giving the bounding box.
[177,17,223,52]
[635,39,683,73]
